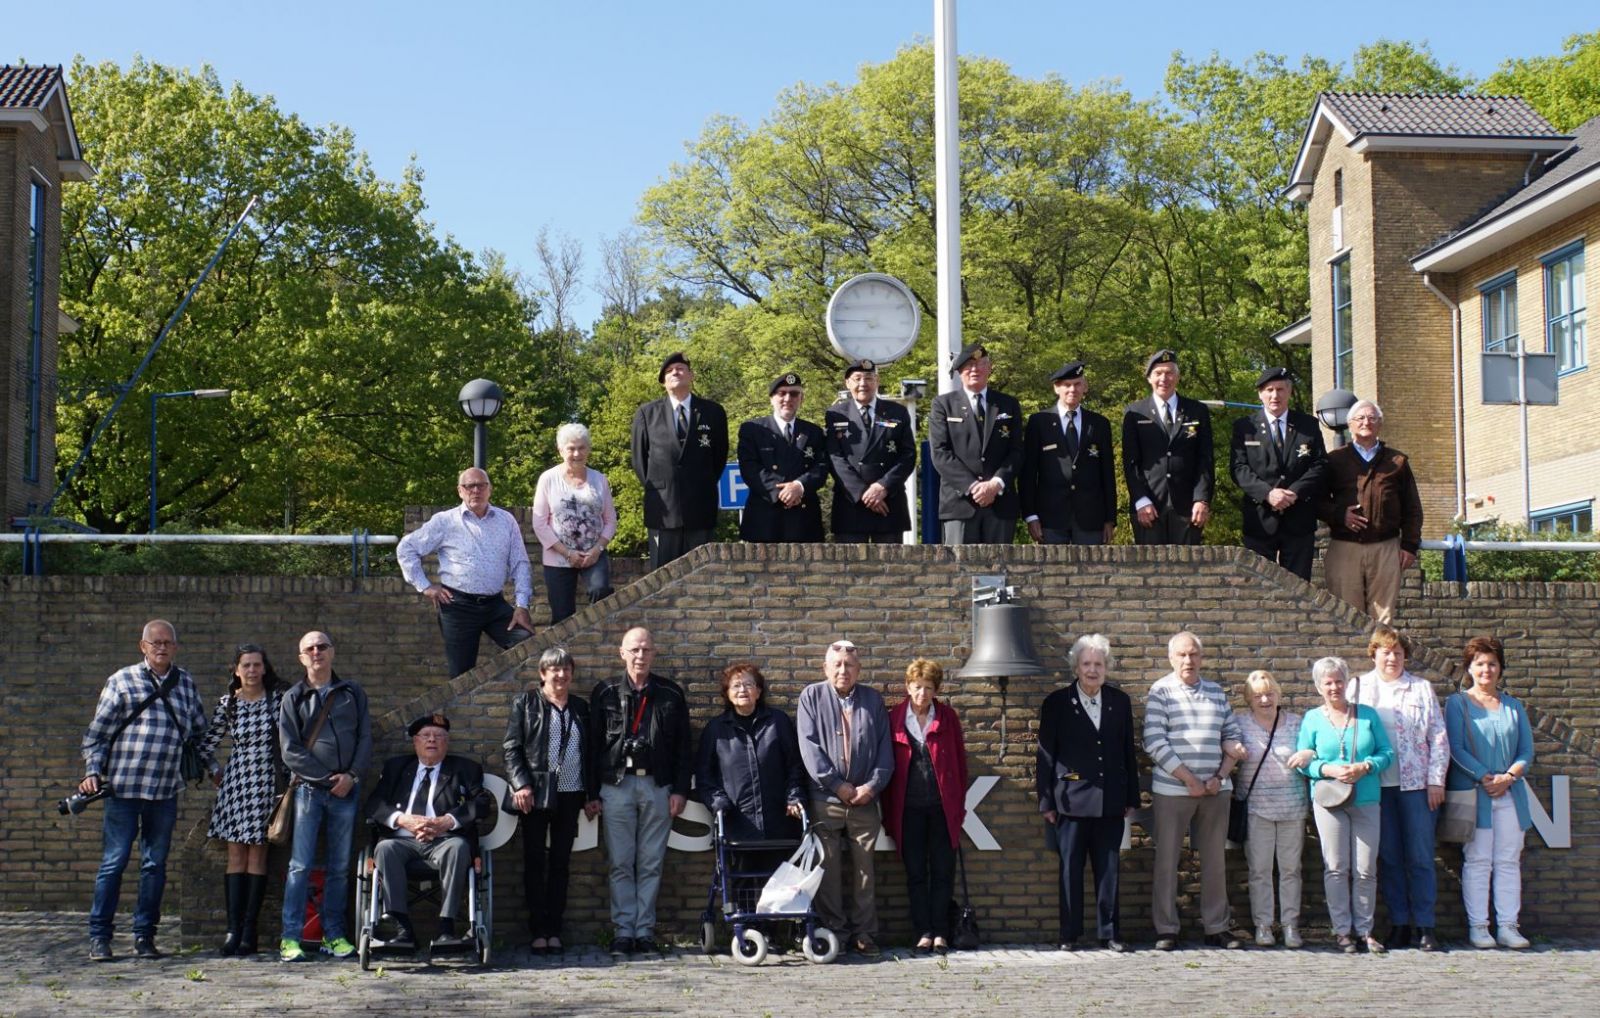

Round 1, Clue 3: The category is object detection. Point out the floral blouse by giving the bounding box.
[1348,670,1448,791]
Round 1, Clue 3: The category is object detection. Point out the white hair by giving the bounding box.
[1349,399,1383,421]
[1068,633,1113,674]
[556,422,591,450]
[1311,656,1350,685]
[1167,630,1202,655]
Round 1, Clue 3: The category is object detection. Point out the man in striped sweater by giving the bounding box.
[1143,631,1247,950]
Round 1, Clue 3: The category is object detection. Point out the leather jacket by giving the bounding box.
[502,688,597,799]
[588,673,693,794]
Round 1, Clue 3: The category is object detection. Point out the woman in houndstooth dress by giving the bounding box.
[200,644,284,955]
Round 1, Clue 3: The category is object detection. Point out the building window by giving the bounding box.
[1530,500,1593,535]
[1331,169,1344,251]
[1544,242,1586,374]
[1332,255,1353,388]
[1481,272,1518,353]
[25,180,47,483]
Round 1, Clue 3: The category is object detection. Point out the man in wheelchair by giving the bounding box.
[364,713,482,950]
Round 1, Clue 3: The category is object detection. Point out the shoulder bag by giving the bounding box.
[267,690,335,845]
[1437,693,1481,844]
[152,673,210,786]
[947,845,981,950]
[1229,708,1279,845]
[501,697,565,815]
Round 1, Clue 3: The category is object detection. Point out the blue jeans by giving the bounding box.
[89,795,178,940]
[599,776,672,938]
[280,782,358,942]
[1379,785,1439,926]
[544,553,614,624]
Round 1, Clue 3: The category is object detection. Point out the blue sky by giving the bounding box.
[16,2,1596,329]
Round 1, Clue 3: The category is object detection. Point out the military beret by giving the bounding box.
[769,372,804,395]
[843,359,877,380]
[1050,361,1086,382]
[407,713,450,737]
[1255,366,1293,389]
[951,342,990,375]
[658,351,690,383]
[1144,349,1178,376]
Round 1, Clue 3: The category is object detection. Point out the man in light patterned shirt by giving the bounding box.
[1143,630,1246,951]
[79,619,209,962]
[398,466,535,677]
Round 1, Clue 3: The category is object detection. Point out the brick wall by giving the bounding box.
[5,547,1598,944]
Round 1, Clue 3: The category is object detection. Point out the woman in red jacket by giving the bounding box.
[883,658,969,954]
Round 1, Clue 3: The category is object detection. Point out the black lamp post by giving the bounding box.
[457,379,504,470]
[1315,388,1358,448]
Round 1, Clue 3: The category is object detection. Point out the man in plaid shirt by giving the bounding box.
[79,619,208,962]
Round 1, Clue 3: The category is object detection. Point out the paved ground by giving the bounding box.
[5,913,1599,1017]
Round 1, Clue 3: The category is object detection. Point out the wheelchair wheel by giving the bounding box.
[801,926,841,964]
[358,931,372,971]
[701,914,717,956]
[732,927,768,967]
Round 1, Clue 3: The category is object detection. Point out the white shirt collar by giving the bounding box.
[772,413,797,431]
[670,393,693,414]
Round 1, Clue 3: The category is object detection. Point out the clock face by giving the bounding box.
[826,273,921,364]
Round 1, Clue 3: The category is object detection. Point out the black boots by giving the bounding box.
[1384,923,1414,950]
[221,873,246,955]
[238,873,267,955]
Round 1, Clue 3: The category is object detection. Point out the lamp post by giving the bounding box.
[1315,388,1358,448]
[149,388,231,532]
[457,378,504,470]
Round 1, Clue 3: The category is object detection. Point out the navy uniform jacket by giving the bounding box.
[1229,409,1328,540]
[928,388,1025,520]
[736,415,828,542]
[1036,681,1139,820]
[1019,407,1117,531]
[1120,395,1214,517]
[825,397,915,535]
[365,753,484,846]
[631,395,729,530]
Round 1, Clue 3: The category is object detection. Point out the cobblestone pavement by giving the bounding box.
[4,913,1598,1017]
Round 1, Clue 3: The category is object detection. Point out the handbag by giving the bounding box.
[267,689,336,846]
[1437,694,1481,844]
[1229,708,1279,845]
[756,828,825,913]
[152,674,210,786]
[1312,684,1360,811]
[501,697,569,814]
[947,845,981,950]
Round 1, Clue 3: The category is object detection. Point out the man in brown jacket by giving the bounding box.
[1317,400,1423,623]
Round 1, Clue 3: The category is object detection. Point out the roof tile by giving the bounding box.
[0,64,64,110]
[1322,92,1563,139]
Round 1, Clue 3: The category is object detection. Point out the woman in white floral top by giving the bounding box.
[530,423,618,623]
[1347,625,1448,952]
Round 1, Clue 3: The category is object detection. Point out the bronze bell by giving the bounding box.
[957,601,1047,678]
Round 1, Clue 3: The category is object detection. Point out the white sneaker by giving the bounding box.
[1255,926,1275,947]
[1469,925,1496,949]
[1497,925,1531,949]
[1282,927,1303,949]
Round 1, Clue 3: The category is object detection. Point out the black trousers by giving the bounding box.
[647,527,714,570]
[437,592,530,678]
[900,802,956,938]
[1243,532,1316,581]
[520,791,585,938]
[1040,526,1106,545]
[1132,506,1202,546]
[1057,814,1123,941]
[834,532,901,544]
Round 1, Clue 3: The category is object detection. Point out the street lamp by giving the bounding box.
[149,388,231,532]
[1315,388,1359,448]
[458,378,504,470]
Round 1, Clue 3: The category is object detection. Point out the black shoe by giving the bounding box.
[432,921,471,951]
[610,936,634,957]
[1384,923,1413,950]
[221,873,245,956]
[1416,927,1441,952]
[89,937,113,962]
[1204,933,1243,950]
[378,912,416,948]
[851,936,882,957]
[1057,940,1076,952]
[633,937,658,956]
[1154,936,1178,951]
[133,935,162,959]
[238,874,267,955]
[1100,939,1131,953]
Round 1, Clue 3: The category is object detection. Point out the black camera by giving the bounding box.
[622,736,650,766]
[58,786,112,816]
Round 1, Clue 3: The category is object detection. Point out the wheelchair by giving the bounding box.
[354,773,517,968]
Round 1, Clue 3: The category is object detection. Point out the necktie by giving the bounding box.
[1161,400,1175,432]
[975,393,987,428]
[1274,418,1286,458]
[675,404,688,443]
[1064,409,1079,457]
[408,765,434,815]
[785,422,795,446]
[860,403,872,431]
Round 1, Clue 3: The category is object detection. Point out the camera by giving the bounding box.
[58,786,112,816]
[622,736,650,767]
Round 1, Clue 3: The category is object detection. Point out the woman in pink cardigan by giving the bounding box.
[530,423,617,623]
[883,658,969,954]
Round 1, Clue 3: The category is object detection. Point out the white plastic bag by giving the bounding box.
[755,829,824,913]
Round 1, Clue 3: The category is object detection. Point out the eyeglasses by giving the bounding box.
[301,642,332,653]
[728,681,760,691]
[1348,414,1379,423]
[459,482,489,491]
[143,639,176,648]
[828,642,859,654]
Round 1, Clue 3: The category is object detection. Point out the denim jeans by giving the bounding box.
[1378,786,1439,926]
[543,553,614,624]
[599,776,671,938]
[89,795,178,940]
[280,782,358,942]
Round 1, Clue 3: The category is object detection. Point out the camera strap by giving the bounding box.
[106,672,180,747]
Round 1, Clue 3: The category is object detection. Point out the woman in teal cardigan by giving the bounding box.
[1445,635,1535,950]
[1294,656,1395,954]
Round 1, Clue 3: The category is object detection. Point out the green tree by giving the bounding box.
[1484,31,1600,131]
[55,58,570,534]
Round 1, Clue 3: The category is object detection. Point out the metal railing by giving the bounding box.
[1421,535,1600,582]
[1,530,396,579]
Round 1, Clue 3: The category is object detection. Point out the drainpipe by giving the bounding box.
[1421,273,1467,522]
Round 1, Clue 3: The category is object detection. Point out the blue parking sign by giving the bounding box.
[719,463,748,510]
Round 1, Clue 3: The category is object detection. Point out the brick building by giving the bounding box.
[1285,92,1597,534]
[0,65,92,522]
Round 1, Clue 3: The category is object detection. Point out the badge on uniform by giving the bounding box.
[886,441,896,453]
[946,416,964,423]
[1297,442,1311,458]
[803,446,815,460]
[998,425,1010,438]
[1183,421,1198,436]
[995,412,1012,422]
[1088,445,1100,457]
[1244,439,1261,447]
[1042,443,1058,452]
[699,434,711,447]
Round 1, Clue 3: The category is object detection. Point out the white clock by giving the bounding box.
[825,272,921,365]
